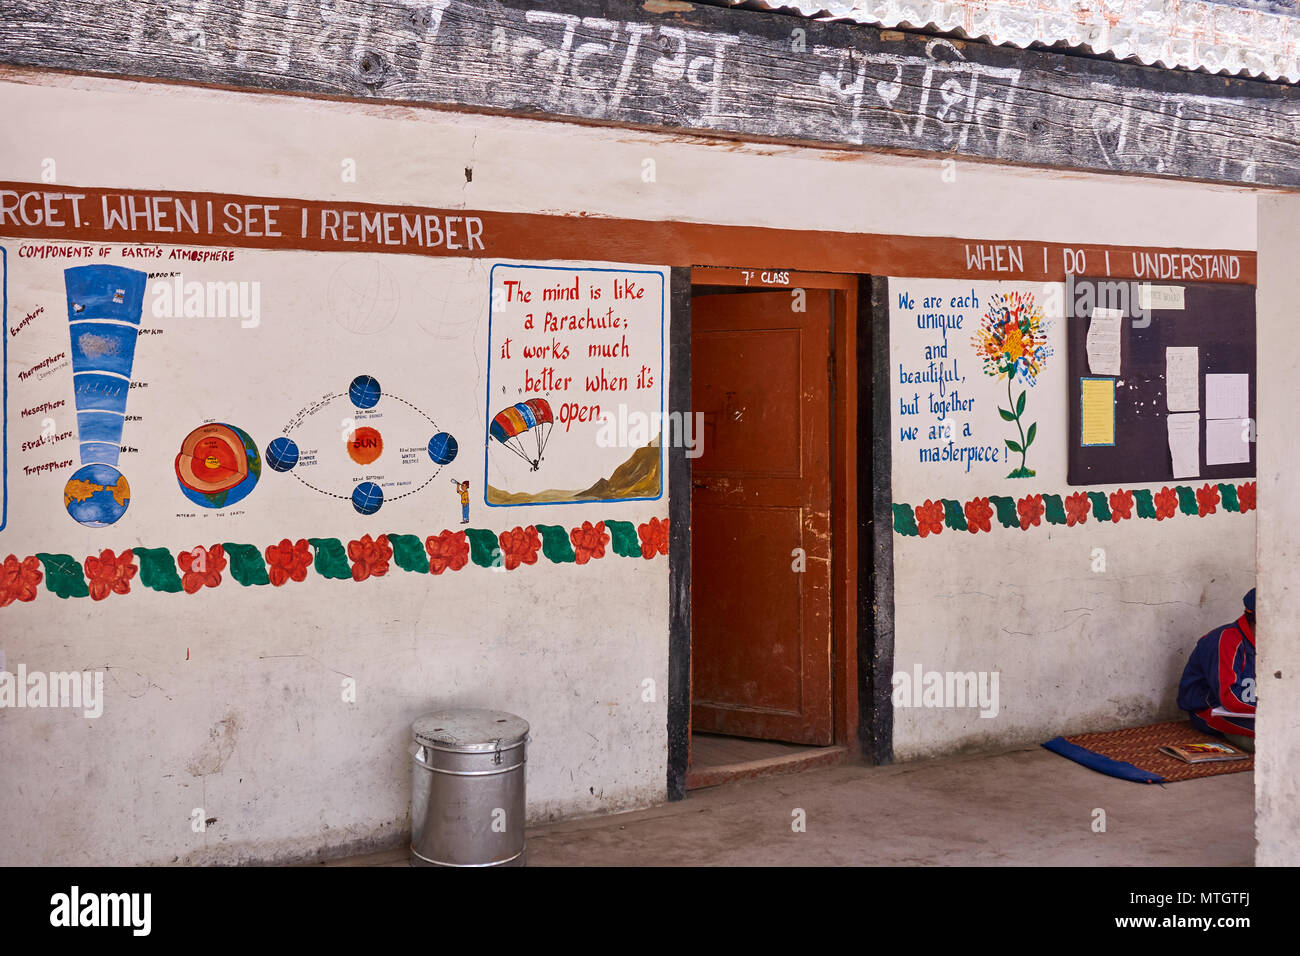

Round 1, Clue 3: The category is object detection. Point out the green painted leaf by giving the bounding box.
[1176,486,1199,516]
[989,496,1020,529]
[1016,390,1026,416]
[1025,422,1037,448]
[223,543,271,586]
[1087,492,1112,522]
[605,520,642,558]
[133,547,184,593]
[305,538,351,580]
[464,528,501,568]
[1133,489,1157,519]
[1005,439,1022,453]
[36,553,89,599]
[387,534,430,573]
[1218,483,1240,513]
[941,499,968,531]
[892,504,919,536]
[536,525,577,563]
[1043,494,1067,525]
[998,407,1016,421]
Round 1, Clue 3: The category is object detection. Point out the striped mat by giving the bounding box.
[1043,720,1253,784]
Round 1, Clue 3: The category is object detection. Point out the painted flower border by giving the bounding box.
[0,517,671,607]
[895,482,1256,538]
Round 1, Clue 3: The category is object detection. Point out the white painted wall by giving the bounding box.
[1255,193,1300,867]
[0,70,1261,864]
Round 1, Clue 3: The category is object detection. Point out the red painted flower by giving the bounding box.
[84,548,137,602]
[425,530,469,575]
[964,497,992,534]
[915,499,944,538]
[179,544,226,594]
[1109,488,1133,523]
[638,517,670,558]
[498,526,541,570]
[0,554,43,608]
[348,534,393,582]
[1065,492,1090,527]
[570,521,610,565]
[265,538,313,587]
[1238,481,1256,514]
[1154,486,1178,521]
[1017,494,1045,530]
[1196,482,1220,517]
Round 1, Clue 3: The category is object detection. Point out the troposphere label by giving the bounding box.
[484,263,665,506]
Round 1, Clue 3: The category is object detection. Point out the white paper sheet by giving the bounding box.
[1086,307,1123,376]
[1167,412,1201,478]
[1206,417,1252,465]
[1206,373,1249,421]
[1165,347,1199,412]
[1138,285,1185,311]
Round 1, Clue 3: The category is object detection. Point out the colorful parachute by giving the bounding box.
[490,398,553,470]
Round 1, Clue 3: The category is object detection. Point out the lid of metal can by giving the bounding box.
[412,709,530,751]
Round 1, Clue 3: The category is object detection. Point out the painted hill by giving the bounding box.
[486,436,661,505]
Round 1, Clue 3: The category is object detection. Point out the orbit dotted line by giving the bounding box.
[290,471,349,500]
[384,392,439,431]
[388,467,441,502]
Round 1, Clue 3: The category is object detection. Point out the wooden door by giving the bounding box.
[690,289,833,745]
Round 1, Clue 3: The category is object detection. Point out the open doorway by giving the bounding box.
[684,268,862,790]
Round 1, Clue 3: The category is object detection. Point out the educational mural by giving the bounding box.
[0,238,669,608]
[485,263,664,506]
[888,277,1256,540]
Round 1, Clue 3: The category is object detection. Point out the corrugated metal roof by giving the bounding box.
[701,0,1300,82]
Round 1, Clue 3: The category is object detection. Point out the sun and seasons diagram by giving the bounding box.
[265,375,458,515]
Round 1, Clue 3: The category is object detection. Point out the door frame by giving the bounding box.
[666,265,865,799]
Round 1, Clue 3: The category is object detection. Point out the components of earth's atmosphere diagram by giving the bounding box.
[62,265,148,528]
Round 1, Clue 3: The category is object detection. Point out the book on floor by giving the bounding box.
[1158,741,1250,764]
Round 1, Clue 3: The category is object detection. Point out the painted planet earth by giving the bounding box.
[175,423,261,509]
[351,481,384,515]
[64,463,131,528]
[427,432,458,465]
[266,436,300,472]
[349,374,381,410]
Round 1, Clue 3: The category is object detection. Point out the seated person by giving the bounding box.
[1177,588,1256,753]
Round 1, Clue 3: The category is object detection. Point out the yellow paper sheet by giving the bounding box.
[1081,378,1115,446]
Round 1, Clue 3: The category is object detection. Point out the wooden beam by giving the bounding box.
[1,0,1297,187]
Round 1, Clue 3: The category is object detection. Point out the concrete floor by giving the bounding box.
[527,748,1253,866]
[330,746,1254,866]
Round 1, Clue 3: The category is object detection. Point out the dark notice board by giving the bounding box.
[1067,279,1256,486]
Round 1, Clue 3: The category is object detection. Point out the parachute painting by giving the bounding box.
[490,398,554,471]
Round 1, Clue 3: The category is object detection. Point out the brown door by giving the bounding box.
[690,289,833,745]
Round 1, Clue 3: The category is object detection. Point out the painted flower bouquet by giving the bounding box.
[972,291,1052,478]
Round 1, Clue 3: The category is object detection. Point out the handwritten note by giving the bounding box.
[1080,378,1115,446]
[1165,347,1199,412]
[1167,412,1200,478]
[1086,307,1123,376]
